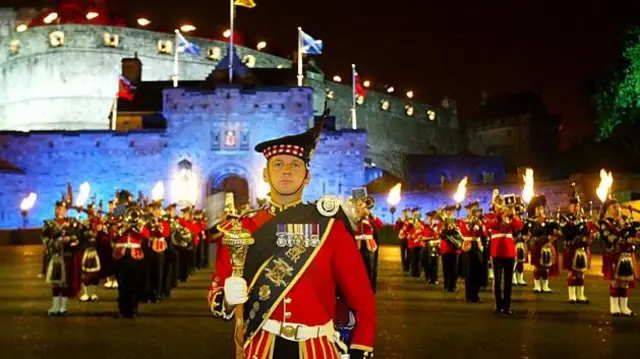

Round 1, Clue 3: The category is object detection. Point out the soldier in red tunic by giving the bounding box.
[352,190,384,292]
[439,204,463,292]
[112,205,151,318]
[407,208,426,278]
[485,195,524,315]
[207,120,375,358]
[525,195,560,294]
[145,200,171,302]
[422,211,441,284]
[393,208,412,272]
[178,206,198,281]
[460,201,487,302]
[560,188,595,304]
[597,198,639,316]
[42,200,83,315]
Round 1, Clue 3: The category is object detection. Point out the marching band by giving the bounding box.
[41,189,209,318]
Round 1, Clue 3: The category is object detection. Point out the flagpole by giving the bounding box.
[229,0,235,84]
[297,27,303,87]
[351,64,357,129]
[111,95,117,130]
[173,29,180,88]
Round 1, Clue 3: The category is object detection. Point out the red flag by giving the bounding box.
[118,75,136,101]
[355,74,366,99]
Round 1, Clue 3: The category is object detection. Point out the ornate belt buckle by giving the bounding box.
[281,324,299,339]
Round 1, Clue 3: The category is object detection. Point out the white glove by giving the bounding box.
[223,277,248,306]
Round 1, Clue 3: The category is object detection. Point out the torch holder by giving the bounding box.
[390,205,396,222]
[217,219,255,359]
[20,209,28,228]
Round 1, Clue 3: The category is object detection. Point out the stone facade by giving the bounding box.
[0,85,366,229]
[0,21,464,165]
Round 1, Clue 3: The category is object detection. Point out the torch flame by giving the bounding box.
[522,168,534,203]
[20,193,37,211]
[75,182,91,207]
[453,177,468,203]
[256,178,270,200]
[387,183,402,206]
[152,181,165,201]
[596,168,613,203]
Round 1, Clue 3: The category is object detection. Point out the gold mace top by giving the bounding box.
[217,219,255,277]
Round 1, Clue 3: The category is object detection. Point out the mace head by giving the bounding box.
[217,218,255,248]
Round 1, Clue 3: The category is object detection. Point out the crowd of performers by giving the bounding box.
[40,190,212,318]
[393,188,640,316]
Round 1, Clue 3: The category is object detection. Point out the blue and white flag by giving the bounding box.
[176,32,201,55]
[301,30,323,55]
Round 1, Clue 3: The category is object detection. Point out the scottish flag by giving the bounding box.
[177,32,201,55]
[301,30,323,55]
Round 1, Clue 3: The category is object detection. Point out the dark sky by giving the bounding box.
[10,0,640,147]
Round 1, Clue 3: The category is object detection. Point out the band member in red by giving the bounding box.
[560,189,594,304]
[439,204,463,292]
[406,208,425,278]
[146,201,171,302]
[208,118,375,358]
[352,191,384,292]
[112,203,151,318]
[598,198,639,316]
[422,211,440,284]
[42,200,82,315]
[525,195,560,294]
[393,208,412,272]
[485,195,523,315]
[460,201,487,302]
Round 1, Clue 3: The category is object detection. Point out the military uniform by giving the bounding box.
[598,199,639,316]
[422,211,440,284]
[353,198,383,293]
[525,195,560,294]
[460,201,486,302]
[439,205,464,292]
[407,208,425,278]
[393,209,412,272]
[485,205,524,315]
[207,123,375,359]
[42,201,83,315]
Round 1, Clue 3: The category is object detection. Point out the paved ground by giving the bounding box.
[0,245,637,359]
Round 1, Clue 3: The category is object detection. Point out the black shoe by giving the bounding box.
[501,309,514,316]
[621,311,636,317]
[569,300,577,304]
[577,299,590,304]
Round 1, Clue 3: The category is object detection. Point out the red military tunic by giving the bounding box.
[459,220,487,252]
[354,215,384,252]
[149,221,171,253]
[407,219,426,249]
[207,207,376,358]
[485,213,523,258]
[178,218,200,247]
[113,227,151,260]
[393,217,412,242]
[440,219,465,255]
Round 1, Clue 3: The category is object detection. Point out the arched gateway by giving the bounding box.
[207,164,252,211]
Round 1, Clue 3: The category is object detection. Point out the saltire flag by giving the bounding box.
[354,68,366,99]
[301,30,323,55]
[176,32,201,55]
[118,75,136,101]
[235,0,257,8]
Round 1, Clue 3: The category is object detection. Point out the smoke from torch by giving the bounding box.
[596,169,613,203]
[453,177,468,203]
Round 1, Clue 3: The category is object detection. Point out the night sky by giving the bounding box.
[9,0,640,147]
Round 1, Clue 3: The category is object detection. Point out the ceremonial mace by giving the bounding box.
[217,219,255,359]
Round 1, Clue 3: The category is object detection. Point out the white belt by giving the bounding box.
[262,319,334,342]
[463,237,475,241]
[355,234,373,241]
[491,234,513,239]
[115,243,141,249]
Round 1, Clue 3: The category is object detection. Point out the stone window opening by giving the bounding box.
[243,54,257,68]
[48,31,64,47]
[103,33,119,48]
[8,39,20,55]
[157,40,173,55]
[207,47,222,61]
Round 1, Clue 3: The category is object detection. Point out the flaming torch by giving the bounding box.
[387,182,402,222]
[75,182,91,208]
[596,168,613,204]
[19,193,37,228]
[522,168,534,204]
[255,178,270,208]
[453,177,468,204]
[152,181,165,202]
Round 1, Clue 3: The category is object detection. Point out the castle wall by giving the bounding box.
[0,24,465,171]
[0,85,367,229]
